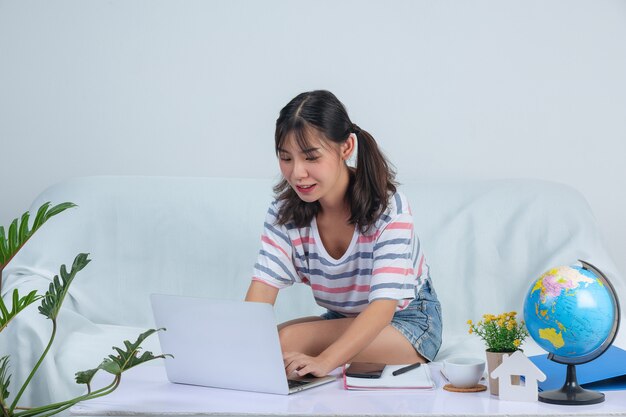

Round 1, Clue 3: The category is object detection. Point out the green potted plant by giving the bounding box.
[468,311,529,395]
[1,202,169,417]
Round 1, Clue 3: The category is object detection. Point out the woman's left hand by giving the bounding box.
[283,351,335,377]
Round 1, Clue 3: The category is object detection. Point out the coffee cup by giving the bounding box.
[442,357,486,388]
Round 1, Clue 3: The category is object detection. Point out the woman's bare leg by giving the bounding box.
[278,318,425,365]
[277,316,323,331]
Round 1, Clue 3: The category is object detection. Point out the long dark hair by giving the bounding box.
[273,90,397,232]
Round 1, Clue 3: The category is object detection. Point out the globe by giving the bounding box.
[523,260,621,405]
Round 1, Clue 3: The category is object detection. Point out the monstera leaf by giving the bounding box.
[75,329,171,393]
[105,328,171,373]
[0,356,10,408]
[0,202,76,276]
[0,289,42,333]
[38,254,90,321]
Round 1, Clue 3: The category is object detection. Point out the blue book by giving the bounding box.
[528,345,626,391]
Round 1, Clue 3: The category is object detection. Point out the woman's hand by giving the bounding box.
[283,351,335,378]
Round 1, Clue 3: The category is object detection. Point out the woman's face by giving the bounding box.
[278,132,353,208]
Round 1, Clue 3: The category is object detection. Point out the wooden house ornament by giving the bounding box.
[490,350,547,402]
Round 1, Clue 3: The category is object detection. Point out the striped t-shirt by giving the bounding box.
[252,192,431,316]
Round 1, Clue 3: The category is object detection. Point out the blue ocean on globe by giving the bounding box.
[524,265,615,358]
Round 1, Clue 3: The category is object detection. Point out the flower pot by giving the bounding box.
[485,350,520,396]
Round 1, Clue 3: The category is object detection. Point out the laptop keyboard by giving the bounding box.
[288,379,310,389]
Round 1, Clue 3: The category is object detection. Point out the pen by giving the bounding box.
[392,362,422,376]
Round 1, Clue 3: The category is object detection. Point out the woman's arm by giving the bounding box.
[245,280,280,305]
[284,298,397,376]
[320,298,397,363]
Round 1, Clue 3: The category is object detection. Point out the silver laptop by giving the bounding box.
[150,294,336,395]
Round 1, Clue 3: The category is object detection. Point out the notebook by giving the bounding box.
[150,294,336,395]
[528,345,626,391]
[343,363,435,390]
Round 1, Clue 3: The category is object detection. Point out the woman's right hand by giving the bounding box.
[283,351,335,378]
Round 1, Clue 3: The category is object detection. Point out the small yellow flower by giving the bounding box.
[468,311,528,352]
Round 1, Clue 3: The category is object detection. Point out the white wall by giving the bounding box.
[1,0,625,276]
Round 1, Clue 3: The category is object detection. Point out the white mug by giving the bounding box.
[442,357,486,388]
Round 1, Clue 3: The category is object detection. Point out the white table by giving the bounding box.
[69,364,626,417]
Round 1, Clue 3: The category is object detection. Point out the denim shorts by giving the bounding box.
[320,279,442,361]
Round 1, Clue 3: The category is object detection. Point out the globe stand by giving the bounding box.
[539,364,604,405]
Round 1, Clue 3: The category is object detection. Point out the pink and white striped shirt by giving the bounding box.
[252,192,430,315]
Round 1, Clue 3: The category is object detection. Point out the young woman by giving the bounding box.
[246,90,442,378]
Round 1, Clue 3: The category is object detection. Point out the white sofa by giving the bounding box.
[2,176,624,406]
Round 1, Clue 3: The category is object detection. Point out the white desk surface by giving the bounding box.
[69,363,626,417]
